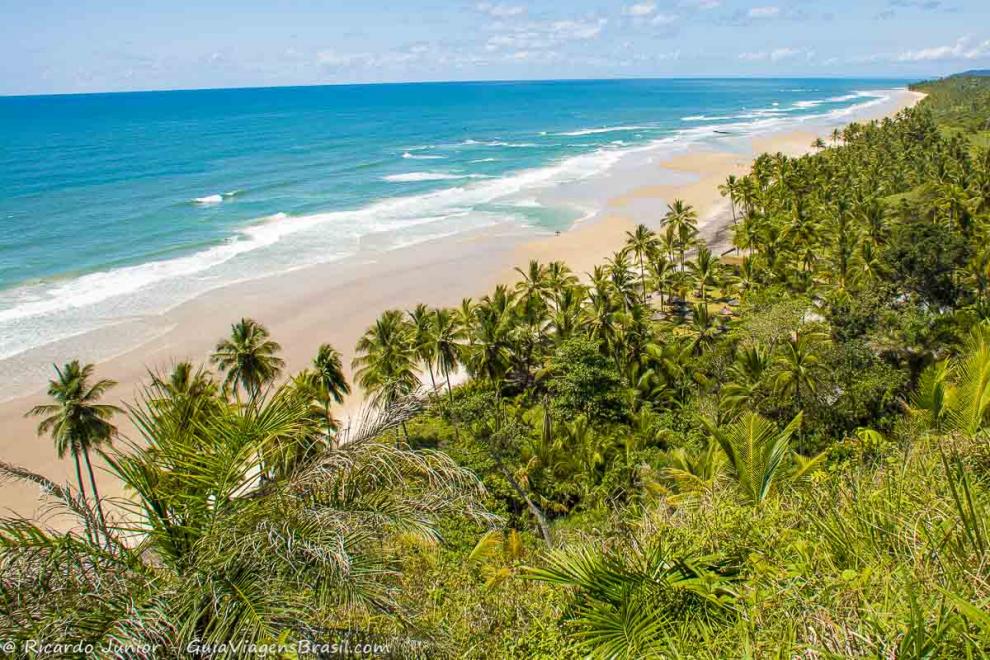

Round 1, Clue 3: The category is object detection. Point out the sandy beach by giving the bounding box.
[0,89,925,521]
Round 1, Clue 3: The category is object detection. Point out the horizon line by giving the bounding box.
[0,73,927,100]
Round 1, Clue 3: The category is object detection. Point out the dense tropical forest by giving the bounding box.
[3,75,990,658]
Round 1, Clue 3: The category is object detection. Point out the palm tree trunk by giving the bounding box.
[325,401,337,449]
[427,362,438,396]
[443,364,454,403]
[496,460,553,547]
[638,256,646,301]
[83,449,108,545]
[72,452,96,544]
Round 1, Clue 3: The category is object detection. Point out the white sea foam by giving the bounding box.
[513,199,543,208]
[462,139,537,148]
[194,194,223,205]
[558,125,651,137]
[682,108,790,122]
[826,93,864,103]
[384,172,490,182]
[402,151,445,160]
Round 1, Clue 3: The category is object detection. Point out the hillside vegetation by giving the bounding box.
[3,76,990,658]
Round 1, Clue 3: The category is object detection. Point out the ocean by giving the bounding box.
[0,78,908,362]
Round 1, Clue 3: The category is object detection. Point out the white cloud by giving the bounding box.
[484,16,606,55]
[550,18,607,40]
[624,3,678,29]
[738,47,809,62]
[896,36,990,62]
[316,50,364,68]
[680,0,720,8]
[624,2,657,17]
[476,3,526,18]
[747,6,780,18]
[315,43,442,71]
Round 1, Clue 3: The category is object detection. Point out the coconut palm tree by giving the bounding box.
[721,344,771,414]
[686,303,721,355]
[514,259,549,303]
[429,307,464,400]
[648,253,675,311]
[687,245,722,305]
[211,318,285,404]
[625,224,659,300]
[352,311,419,434]
[310,343,350,436]
[550,285,585,342]
[409,303,439,393]
[662,200,699,269]
[27,361,121,541]
[545,260,579,310]
[466,296,514,390]
[148,361,219,434]
[718,174,740,225]
[773,330,828,409]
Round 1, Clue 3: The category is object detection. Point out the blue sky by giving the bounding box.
[1,0,988,95]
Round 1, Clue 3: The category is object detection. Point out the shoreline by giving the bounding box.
[0,89,925,521]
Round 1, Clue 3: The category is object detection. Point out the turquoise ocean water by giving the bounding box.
[0,78,909,360]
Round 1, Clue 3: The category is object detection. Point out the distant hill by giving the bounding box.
[951,69,990,78]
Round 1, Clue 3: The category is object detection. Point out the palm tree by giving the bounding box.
[625,224,659,300]
[27,361,121,540]
[773,330,828,409]
[409,303,439,393]
[211,318,285,404]
[352,311,419,438]
[312,343,350,436]
[466,298,514,391]
[706,411,804,504]
[912,325,990,439]
[661,200,698,269]
[687,245,721,305]
[528,540,737,657]
[718,174,740,225]
[545,260,579,310]
[550,285,585,342]
[149,361,219,434]
[605,250,638,310]
[426,308,463,400]
[647,254,675,311]
[721,344,771,414]
[514,259,549,303]
[686,303,720,355]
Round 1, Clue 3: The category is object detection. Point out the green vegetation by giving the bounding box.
[3,76,990,657]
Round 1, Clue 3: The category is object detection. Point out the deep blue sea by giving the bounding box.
[0,78,908,360]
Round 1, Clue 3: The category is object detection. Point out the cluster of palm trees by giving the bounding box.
[718,109,990,300]
[4,318,487,653]
[350,201,735,413]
